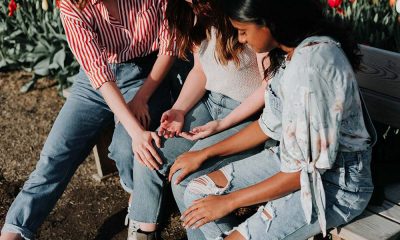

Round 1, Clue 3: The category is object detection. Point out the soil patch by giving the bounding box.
[0,72,186,240]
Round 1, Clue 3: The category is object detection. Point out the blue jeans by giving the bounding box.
[1,54,172,240]
[184,148,374,240]
[129,92,263,240]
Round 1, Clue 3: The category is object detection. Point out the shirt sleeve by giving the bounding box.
[60,2,115,89]
[279,66,346,173]
[157,0,177,56]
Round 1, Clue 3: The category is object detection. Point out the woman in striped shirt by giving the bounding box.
[0,0,179,239]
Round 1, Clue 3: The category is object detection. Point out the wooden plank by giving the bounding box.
[368,200,400,224]
[357,45,400,99]
[92,123,117,181]
[331,210,400,240]
[356,45,400,128]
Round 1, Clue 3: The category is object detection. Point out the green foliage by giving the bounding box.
[322,0,400,52]
[0,0,78,92]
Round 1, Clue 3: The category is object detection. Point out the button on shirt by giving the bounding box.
[258,36,372,235]
[60,0,177,89]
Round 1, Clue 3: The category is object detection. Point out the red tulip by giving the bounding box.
[328,0,342,8]
[8,0,17,16]
[56,0,61,8]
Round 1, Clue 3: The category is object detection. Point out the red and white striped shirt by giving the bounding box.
[60,0,176,89]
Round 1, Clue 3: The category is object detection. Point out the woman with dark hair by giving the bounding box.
[125,0,269,239]
[180,0,377,239]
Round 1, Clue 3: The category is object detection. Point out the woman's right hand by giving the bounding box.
[168,150,209,185]
[132,131,162,170]
[158,109,185,138]
[180,120,224,141]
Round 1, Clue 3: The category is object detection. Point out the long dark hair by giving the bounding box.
[222,0,362,78]
[166,0,243,65]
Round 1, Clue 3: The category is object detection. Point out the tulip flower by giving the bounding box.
[56,0,61,8]
[42,0,49,11]
[396,0,400,13]
[8,0,17,16]
[328,0,342,8]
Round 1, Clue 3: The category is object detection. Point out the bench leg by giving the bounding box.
[92,124,117,181]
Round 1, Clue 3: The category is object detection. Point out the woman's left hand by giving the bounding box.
[181,195,235,229]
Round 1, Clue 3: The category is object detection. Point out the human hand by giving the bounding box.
[132,131,162,170]
[168,150,208,184]
[181,195,235,229]
[179,120,223,141]
[128,96,151,130]
[158,109,185,138]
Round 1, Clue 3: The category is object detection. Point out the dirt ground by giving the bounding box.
[0,71,186,240]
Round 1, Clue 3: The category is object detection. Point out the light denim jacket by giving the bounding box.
[258,36,375,234]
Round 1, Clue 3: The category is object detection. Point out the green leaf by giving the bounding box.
[33,57,51,76]
[53,48,66,68]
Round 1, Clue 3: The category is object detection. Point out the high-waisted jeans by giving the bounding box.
[1,54,172,239]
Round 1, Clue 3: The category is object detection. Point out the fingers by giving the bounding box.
[181,203,198,220]
[160,111,169,123]
[168,162,181,182]
[174,169,188,185]
[135,151,146,166]
[179,131,195,140]
[141,148,159,170]
[182,206,206,229]
[146,142,162,165]
[151,132,162,148]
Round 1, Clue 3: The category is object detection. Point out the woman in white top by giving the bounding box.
[123,0,270,239]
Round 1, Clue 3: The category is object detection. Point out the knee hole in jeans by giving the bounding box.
[187,164,234,195]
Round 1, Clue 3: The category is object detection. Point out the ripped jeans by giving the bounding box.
[184,147,373,240]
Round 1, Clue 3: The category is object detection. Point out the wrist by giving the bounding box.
[169,106,187,116]
[202,147,216,160]
[134,91,150,103]
[226,193,239,212]
[218,118,230,131]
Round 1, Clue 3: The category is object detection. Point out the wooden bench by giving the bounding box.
[329,45,400,240]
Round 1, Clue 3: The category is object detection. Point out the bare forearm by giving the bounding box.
[203,121,268,158]
[219,80,267,131]
[229,172,301,210]
[171,52,206,114]
[172,68,206,114]
[135,55,176,102]
[100,81,143,137]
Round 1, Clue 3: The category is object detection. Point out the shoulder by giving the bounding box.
[60,0,93,23]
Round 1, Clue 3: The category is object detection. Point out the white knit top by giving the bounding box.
[198,29,262,102]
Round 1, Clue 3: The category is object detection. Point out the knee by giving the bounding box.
[183,164,234,207]
[108,124,133,166]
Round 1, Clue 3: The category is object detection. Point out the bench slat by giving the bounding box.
[357,45,400,128]
[368,200,400,224]
[357,45,400,99]
[331,210,400,240]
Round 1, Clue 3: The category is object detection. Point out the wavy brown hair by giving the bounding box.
[166,0,243,65]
